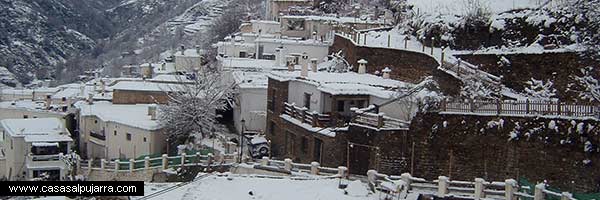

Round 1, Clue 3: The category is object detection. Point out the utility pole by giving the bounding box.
[239,119,245,163]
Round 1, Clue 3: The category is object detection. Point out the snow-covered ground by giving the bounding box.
[407,0,544,15]
[138,174,378,200]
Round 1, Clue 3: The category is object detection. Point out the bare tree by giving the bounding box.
[158,70,234,148]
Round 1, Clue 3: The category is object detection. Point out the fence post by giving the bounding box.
[114,159,120,173]
[162,154,168,170]
[557,101,562,115]
[338,166,348,178]
[430,37,435,55]
[129,159,135,172]
[76,157,81,173]
[196,152,202,164]
[377,113,385,128]
[364,34,367,45]
[496,99,502,115]
[387,34,391,47]
[357,33,360,44]
[561,192,572,200]
[437,176,449,197]
[474,178,485,199]
[310,162,320,175]
[301,108,307,123]
[261,156,269,166]
[441,98,447,112]
[88,158,93,174]
[367,170,378,185]
[207,153,214,166]
[311,112,319,127]
[534,183,545,200]
[401,173,412,190]
[100,159,106,171]
[526,99,530,114]
[505,179,517,200]
[457,59,461,76]
[404,38,408,49]
[284,158,292,171]
[469,98,475,113]
[441,48,445,64]
[144,156,150,170]
[180,153,186,167]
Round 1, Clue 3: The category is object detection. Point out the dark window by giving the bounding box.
[114,131,117,136]
[61,97,67,102]
[301,137,308,154]
[143,137,147,142]
[313,138,322,163]
[239,51,247,58]
[94,120,98,124]
[337,100,345,112]
[304,93,311,109]
[126,133,132,141]
[32,116,37,119]
[23,115,28,119]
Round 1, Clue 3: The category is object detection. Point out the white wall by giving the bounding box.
[234,87,268,134]
[287,82,323,113]
[260,41,329,62]
[252,21,281,35]
[0,108,66,123]
[370,96,419,121]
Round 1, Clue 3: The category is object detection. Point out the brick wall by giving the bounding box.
[266,78,289,158]
[408,112,600,192]
[113,90,169,104]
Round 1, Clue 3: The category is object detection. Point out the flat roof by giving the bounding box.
[75,101,161,131]
[0,118,72,142]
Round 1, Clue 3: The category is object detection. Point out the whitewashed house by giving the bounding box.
[215,34,331,62]
[75,101,167,160]
[231,71,269,134]
[0,118,73,181]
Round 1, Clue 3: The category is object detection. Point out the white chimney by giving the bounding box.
[382,67,392,79]
[87,93,94,105]
[310,58,318,72]
[286,56,296,71]
[358,59,368,74]
[148,105,157,120]
[275,48,282,67]
[301,53,309,77]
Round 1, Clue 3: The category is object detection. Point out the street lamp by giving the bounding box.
[239,119,245,163]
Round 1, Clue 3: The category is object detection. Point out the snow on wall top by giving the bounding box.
[232,71,269,89]
[407,0,544,15]
[137,174,376,200]
[218,57,286,70]
[112,81,184,92]
[75,101,161,131]
[269,71,410,98]
[281,15,387,25]
[0,118,72,142]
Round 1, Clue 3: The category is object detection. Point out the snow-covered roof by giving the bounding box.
[75,101,161,131]
[0,118,72,143]
[138,174,375,200]
[112,81,184,92]
[232,71,269,89]
[0,100,70,115]
[254,38,331,46]
[269,71,410,98]
[174,48,204,58]
[407,0,542,15]
[218,57,287,71]
[281,15,387,25]
[250,20,281,25]
[151,75,193,83]
[0,87,61,96]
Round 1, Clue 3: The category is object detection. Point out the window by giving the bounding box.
[114,131,117,136]
[11,139,13,149]
[143,137,147,142]
[313,138,322,163]
[23,115,28,119]
[304,93,311,109]
[337,100,345,112]
[126,133,132,141]
[61,97,67,102]
[94,120,98,124]
[301,137,308,154]
[357,100,366,108]
[239,51,247,58]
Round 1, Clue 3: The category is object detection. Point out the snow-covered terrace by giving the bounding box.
[0,118,72,143]
[218,57,287,71]
[268,71,410,99]
[75,101,161,131]
[281,15,389,25]
[111,81,185,92]
[232,71,269,89]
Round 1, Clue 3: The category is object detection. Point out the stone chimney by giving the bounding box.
[312,31,318,41]
[148,105,157,120]
[310,58,318,72]
[382,67,391,79]
[300,53,309,77]
[358,59,368,74]
[87,93,94,105]
[286,56,296,71]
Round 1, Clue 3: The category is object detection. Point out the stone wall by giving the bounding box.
[266,78,289,158]
[112,90,169,104]
[329,35,462,95]
[346,126,410,175]
[407,112,600,192]
[455,52,599,102]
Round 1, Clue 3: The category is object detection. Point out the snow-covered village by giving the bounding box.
[0,0,599,199]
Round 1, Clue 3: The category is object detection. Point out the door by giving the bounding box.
[348,142,371,175]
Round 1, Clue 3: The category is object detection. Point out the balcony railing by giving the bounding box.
[26,153,67,169]
[283,102,332,127]
[351,108,410,130]
[90,131,106,141]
